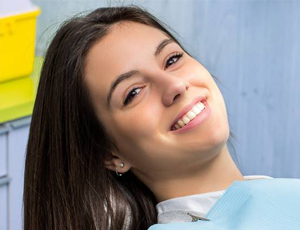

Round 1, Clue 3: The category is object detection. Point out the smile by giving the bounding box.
[170,96,211,133]
[171,102,205,131]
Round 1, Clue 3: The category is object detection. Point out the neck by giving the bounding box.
[152,146,244,202]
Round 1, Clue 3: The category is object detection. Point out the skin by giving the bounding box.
[84,21,244,202]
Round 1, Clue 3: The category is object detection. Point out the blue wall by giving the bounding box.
[33,0,300,178]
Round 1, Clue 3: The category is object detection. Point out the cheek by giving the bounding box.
[111,103,161,150]
[209,81,230,144]
[119,108,158,137]
[109,106,164,168]
[212,80,228,121]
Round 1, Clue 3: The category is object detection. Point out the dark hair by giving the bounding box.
[23,5,192,230]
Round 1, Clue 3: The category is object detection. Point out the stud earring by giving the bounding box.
[116,162,125,177]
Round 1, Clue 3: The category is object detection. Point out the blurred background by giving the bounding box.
[0,0,299,229]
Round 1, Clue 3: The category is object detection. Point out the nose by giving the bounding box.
[160,75,190,106]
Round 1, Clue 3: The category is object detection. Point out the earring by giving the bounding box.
[116,162,125,177]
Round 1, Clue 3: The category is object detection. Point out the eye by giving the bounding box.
[165,52,184,69]
[122,52,184,107]
[123,86,144,106]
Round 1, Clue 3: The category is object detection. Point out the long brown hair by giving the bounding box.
[23,5,192,230]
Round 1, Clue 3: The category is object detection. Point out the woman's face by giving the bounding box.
[84,22,229,181]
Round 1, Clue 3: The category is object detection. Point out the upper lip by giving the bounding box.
[170,95,206,130]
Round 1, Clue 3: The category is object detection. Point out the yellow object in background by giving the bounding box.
[0,1,41,123]
[0,57,43,124]
[0,9,40,82]
[0,77,34,123]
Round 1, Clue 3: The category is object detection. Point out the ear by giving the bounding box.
[104,152,131,174]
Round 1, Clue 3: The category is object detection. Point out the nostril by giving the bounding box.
[173,94,180,101]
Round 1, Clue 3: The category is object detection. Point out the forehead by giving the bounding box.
[84,22,170,102]
[102,21,168,51]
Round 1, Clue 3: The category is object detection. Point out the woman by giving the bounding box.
[23,5,300,230]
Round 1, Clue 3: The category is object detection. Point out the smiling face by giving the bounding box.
[84,21,230,183]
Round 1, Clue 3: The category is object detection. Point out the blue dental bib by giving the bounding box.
[148,178,300,230]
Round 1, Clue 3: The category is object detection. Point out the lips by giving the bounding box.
[169,95,206,130]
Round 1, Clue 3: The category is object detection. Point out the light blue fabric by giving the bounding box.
[148,178,300,230]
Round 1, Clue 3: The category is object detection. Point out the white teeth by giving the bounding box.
[192,106,201,115]
[183,116,190,124]
[197,102,205,110]
[175,124,180,129]
[172,101,206,131]
[186,111,196,120]
[178,120,185,127]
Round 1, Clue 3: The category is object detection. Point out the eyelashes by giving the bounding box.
[123,52,184,106]
[164,52,184,69]
[123,86,145,106]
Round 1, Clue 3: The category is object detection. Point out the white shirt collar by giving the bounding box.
[156,175,273,223]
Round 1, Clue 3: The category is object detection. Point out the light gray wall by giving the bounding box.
[32,0,300,177]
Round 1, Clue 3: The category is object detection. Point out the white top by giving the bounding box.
[156,175,273,223]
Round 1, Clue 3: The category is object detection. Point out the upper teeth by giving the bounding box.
[172,102,206,130]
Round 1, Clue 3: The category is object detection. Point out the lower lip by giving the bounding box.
[170,100,211,134]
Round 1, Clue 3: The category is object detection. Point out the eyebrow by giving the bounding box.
[106,38,175,108]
